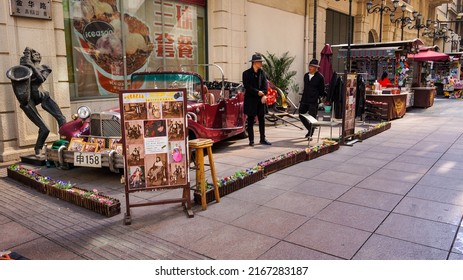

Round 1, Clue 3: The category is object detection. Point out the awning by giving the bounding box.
[338,47,399,59]
[407,49,449,62]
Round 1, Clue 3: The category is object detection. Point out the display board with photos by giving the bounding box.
[120,89,191,222]
[342,73,357,142]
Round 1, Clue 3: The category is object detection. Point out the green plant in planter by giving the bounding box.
[262,51,297,93]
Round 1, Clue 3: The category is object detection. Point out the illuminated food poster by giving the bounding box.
[69,0,199,96]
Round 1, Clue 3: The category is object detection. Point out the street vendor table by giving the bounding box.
[411,87,435,108]
[366,93,407,120]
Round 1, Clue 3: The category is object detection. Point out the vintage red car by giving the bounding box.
[58,67,247,143]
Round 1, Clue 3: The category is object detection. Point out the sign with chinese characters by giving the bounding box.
[154,0,197,66]
[73,152,102,168]
[9,0,52,20]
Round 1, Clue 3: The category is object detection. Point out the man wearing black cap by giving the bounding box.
[242,53,271,146]
[299,58,325,140]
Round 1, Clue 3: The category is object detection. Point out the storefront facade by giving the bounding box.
[0,0,456,161]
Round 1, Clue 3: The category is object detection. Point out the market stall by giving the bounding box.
[425,52,463,98]
[365,93,407,121]
[409,87,436,108]
[334,39,424,120]
[407,46,449,107]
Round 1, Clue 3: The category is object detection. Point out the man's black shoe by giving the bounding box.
[249,141,254,146]
[260,139,272,145]
[305,132,313,138]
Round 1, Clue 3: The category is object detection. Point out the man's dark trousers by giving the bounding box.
[247,114,265,143]
[299,102,318,137]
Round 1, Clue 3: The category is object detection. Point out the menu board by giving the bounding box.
[342,73,357,142]
[121,89,188,192]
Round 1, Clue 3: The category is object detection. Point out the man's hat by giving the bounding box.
[249,53,263,62]
[308,59,320,68]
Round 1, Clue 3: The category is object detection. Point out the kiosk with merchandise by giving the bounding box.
[334,39,423,120]
[407,46,449,107]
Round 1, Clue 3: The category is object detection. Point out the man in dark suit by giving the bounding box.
[299,59,325,140]
[242,53,271,146]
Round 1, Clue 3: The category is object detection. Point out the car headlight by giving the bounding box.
[77,106,91,120]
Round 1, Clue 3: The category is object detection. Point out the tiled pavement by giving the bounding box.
[1,97,463,260]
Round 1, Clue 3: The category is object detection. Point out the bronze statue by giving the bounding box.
[6,47,66,157]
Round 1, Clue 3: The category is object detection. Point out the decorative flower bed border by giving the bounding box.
[193,167,264,205]
[306,143,336,160]
[353,122,391,141]
[7,166,48,194]
[194,143,339,205]
[258,150,307,176]
[7,165,120,217]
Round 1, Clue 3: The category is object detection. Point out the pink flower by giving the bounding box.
[92,189,99,194]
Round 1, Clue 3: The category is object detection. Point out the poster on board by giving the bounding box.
[121,89,188,192]
[342,73,357,142]
[120,88,192,224]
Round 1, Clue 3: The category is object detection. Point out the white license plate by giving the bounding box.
[73,152,102,168]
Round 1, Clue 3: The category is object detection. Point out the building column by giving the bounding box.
[207,0,247,82]
[0,1,70,161]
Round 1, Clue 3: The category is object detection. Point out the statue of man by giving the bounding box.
[6,47,67,157]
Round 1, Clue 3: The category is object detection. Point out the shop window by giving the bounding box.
[64,0,206,100]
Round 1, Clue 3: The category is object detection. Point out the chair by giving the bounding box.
[188,138,220,210]
[265,86,304,130]
[300,109,342,142]
[201,84,215,105]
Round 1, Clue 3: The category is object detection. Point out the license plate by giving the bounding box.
[73,152,102,168]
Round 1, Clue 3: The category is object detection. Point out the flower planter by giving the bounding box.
[307,150,323,160]
[260,156,297,175]
[193,169,264,205]
[241,170,265,186]
[354,122,391,141]
[328,142,340,153]
[295,150,308,163]
[193,179,242,205]
[306,143,335,160]
[7,165,120,217]
[47,185,121,217]
[7,168,47,194]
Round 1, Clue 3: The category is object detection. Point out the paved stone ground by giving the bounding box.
[1,98,463,260]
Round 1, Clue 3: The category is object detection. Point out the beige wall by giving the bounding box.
[0,0,71,161]
[246,1,305,101]
[248,0,306,16]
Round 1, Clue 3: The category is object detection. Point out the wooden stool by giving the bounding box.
[188,138,220,209]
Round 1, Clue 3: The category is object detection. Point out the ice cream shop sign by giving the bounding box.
[83,21,114,46]
[9,0,52,20]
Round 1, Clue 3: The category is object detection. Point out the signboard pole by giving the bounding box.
[120,89,193,225]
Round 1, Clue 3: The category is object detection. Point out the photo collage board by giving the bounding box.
[342,73,357,140]
[121,89,188,192]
